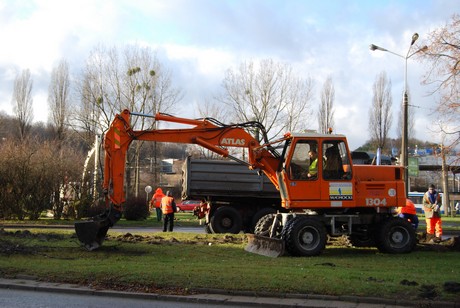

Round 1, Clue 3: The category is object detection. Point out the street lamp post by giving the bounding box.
[370,33,427,197]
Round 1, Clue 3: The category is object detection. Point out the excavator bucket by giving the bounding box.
[245,234,285,258]
[74,207,122,251]
[75,221,110,251]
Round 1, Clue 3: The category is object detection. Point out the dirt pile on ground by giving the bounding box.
[108,233,244,245]
[416,233,460,252]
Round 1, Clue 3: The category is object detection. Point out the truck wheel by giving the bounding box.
[204,224,213,234]
[375,218,416,254]
[251,208,277,233]
[282,217,327,256]
[210,206,242,234]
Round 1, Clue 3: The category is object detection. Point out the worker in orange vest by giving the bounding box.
[150,188,165,222]
[396,199,419,230]
[423,184,443,243]
[161,190,177,232]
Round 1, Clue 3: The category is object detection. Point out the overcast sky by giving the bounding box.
[0,0,456,150]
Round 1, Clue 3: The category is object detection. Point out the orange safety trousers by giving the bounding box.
[425,217,443,237]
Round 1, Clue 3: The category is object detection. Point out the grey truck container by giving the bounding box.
[182,157,282,233]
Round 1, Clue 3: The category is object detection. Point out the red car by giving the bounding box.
[176,200,202,212]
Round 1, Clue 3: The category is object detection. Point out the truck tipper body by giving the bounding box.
[182,157,282,233]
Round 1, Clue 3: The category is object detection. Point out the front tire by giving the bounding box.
[251,207,277,233]
[282,217,327,256]
[375,218,416,253]
[253,213,283,238]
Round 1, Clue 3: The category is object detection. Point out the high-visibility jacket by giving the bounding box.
[422,190,442,219]
[309,158,318,175]
[400,199,417,215]
[151,188,165,209]
[161,196,175,214]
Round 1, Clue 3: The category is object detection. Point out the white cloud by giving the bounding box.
[0,0,457,151]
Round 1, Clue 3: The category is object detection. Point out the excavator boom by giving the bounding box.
[75,109,283,250]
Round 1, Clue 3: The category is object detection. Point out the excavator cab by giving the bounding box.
[246,135,355,257]
[276,135,354,209]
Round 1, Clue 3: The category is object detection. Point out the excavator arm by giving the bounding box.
[75,109,283,250]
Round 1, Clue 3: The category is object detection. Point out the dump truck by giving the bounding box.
[75,109,416,257]
[182,157,282,233]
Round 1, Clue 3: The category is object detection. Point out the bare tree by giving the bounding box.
[219,58,314,142]
[75,45,181,135]
[12,69,34,140]
[418,14,460,149]
[369,72,393,152]
[74,44,182,199]
[48,59,70,143]
[193,100,232,159]
[318,76,335,134]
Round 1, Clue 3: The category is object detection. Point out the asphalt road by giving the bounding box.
[0,288,248,308]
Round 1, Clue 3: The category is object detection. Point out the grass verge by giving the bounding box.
[0,228,459,303]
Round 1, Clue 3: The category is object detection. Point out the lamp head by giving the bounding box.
[369,44,387,52]
[411,33,419,45]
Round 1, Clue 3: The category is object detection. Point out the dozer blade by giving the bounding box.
[75,221,110,251]
[245,234,285,258]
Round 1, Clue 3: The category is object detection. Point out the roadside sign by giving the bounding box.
[408,157,419,177]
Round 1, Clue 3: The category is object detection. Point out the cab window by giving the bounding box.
[322,141,352,180]
[288,141,318,180]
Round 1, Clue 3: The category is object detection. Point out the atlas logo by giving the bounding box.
[221,138,246,146]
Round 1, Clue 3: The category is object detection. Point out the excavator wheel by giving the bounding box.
[250,207,277,233]
[375,217,416,254]
[253,213,282,237]
[282,216,327,257]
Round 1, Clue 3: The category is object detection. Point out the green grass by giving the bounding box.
[0,229,459,302]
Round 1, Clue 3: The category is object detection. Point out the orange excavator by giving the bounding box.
[75,109,416,256]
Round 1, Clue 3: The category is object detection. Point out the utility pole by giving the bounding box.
[370,34,428,196]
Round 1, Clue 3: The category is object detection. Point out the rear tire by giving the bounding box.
[209,206,242,234]
[375,218,416,253]
[282,217,327,256]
